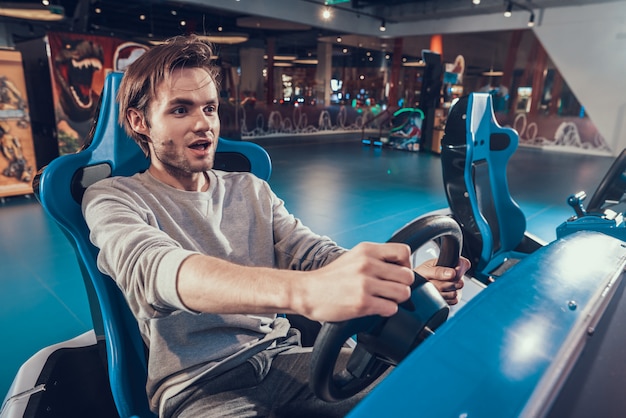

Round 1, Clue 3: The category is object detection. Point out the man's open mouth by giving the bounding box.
[189,141,211,151]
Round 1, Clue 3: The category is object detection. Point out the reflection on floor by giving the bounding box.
[0,134,615,398]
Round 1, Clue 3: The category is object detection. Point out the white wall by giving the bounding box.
[387,1,626,156]
[533,1,626,156]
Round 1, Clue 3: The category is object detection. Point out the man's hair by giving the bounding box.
[117,35,221,157]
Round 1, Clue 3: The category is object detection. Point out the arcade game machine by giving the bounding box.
[416,50,443,154]
[385,107,424,152]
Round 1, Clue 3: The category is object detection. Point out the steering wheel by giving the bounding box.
[586,148,626,213]
[310,214,462,402]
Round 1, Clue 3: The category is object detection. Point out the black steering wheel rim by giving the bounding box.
[310,214,462,402]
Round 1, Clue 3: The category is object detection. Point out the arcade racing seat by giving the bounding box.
[441,93,544,283]
[386,107,424,151]
[33,72,272,418]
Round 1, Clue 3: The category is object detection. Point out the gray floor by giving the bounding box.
[0,134,616,399]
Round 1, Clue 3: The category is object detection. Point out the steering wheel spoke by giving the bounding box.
[346,343,390,379]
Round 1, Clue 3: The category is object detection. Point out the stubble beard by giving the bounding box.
[152,140,215,179]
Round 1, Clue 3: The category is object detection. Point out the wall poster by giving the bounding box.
[46,32,148,154]
[0,49,36,198]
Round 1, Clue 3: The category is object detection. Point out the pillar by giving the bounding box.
[239,45,265,103]
[266,37,275,105]
[315,41,332,107]
[388,37,403,107]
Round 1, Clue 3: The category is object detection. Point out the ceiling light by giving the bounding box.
[504,2,512,17]
[322,7,332,20]
[482,68,504,76]
[472,0,480,4]
[197,33,249,45]
[273,55,297,61]
[379,20,386,32]
[403,60,426,67]
[528,12,535,27]
[293,59,319,65]
[151,34,249,45]
[0,2,64,21]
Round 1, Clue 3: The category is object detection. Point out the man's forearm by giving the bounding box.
[176,253,306,315]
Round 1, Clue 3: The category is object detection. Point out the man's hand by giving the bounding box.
[296,242,415,322]
[414,257,471,305]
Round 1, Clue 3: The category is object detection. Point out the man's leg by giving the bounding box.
[269,346,377,417]
[165,347,385,418]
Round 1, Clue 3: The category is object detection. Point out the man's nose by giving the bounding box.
[193,110,213,131]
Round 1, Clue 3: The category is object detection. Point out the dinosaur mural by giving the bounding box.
[47,33,148,154]
[53,38,104,123]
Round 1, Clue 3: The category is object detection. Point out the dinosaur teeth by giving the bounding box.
[71,58,103,70]
[70,85,93,109]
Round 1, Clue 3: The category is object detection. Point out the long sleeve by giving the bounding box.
[81,169,346,412]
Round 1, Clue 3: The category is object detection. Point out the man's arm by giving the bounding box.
[177,241,416,322]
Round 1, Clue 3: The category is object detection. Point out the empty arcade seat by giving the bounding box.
[440,93,543,283]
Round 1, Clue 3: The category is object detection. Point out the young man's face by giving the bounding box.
[129,67,220,186]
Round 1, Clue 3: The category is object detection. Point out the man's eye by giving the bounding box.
[173,107,186,115]
[205,105,217,113]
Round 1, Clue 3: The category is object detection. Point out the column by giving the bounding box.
[388,37,403,107]
[239,45,265,103]
[315,41,332,107]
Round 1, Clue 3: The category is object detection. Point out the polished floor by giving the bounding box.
[0,134,616,400]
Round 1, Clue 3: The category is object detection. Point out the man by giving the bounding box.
[83,35,469,417]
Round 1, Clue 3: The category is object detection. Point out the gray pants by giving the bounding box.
[163,345,382,417]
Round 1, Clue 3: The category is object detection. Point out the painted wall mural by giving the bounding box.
[238,104,375,139]
[502,112,610,153]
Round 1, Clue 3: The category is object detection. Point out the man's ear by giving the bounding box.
[127,108,149,136]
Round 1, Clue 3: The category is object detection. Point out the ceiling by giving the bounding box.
[1,0,620,73]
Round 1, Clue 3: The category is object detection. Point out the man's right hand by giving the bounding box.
[293,242,415,322]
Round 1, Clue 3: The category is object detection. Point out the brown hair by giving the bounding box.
[117,35,221,156]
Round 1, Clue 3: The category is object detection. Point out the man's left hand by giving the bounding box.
[414,257,471,305]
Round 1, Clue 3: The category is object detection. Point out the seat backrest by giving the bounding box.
[33,71,272,418]
[441,93,526,279]
[390,107,424,135]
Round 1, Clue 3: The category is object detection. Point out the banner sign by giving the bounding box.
[47,32,148,154]
[0,49,36,197]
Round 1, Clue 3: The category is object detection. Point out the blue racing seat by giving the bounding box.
[441,93,543,283]
[33,71,272,418]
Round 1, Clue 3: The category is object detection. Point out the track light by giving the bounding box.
[504,1,512,17]
[379,19,386,32]
[527,12,535,27]
[472,0,481,4]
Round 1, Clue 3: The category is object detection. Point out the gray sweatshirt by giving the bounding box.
[82,169,345,413]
